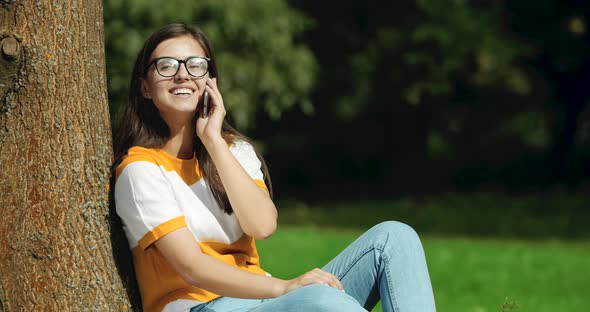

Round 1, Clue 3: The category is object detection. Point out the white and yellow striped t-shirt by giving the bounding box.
[115,141,269,312]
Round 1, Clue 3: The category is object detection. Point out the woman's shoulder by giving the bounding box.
[122,146,162,165]
[115,146,163,179]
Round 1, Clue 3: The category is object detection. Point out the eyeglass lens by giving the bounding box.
[156,57,208,77]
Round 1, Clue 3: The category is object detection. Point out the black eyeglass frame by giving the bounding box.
[145,56,212,78]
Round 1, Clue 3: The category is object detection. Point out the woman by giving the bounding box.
[113,23,436,312]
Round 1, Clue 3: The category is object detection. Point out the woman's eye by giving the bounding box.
[158,59,177,70]
[188,62,203,69]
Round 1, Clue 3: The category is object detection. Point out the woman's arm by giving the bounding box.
[154,227,342,298]
[206,139,277,239]
[197,78,277,239]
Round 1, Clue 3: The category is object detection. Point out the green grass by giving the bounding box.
[257,226,590,312]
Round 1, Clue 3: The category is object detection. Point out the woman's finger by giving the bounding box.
[204,84,225,120]
[322,272,343,290]
[307,269,343,290]
[205,78,223,106]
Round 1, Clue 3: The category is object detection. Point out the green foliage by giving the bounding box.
[315,0,538,162]
[104,0,316,129]
[499,110,549,149]
[427,130,451,159]
[336,27,402,120]
[406,0,529,102]
[337,0,529,111]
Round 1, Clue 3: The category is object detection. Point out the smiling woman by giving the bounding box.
[112,23,436,312]
[140,36,209,132]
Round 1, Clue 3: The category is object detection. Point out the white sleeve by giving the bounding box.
[115,161,185,249]
[229,140,265,181]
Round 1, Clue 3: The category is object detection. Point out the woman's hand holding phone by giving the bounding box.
[196,78,226,147]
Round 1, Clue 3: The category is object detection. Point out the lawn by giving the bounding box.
[257,226,590,312]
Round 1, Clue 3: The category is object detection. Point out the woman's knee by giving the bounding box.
[370,221,421,246]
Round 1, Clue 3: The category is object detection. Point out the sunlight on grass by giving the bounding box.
[257,226,590,312]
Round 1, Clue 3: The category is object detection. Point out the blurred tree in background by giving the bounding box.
[103,0,590,200]
[104,0,315,131]
[253,0,590,198]
[267,0,531,197]
[507,0,590,185]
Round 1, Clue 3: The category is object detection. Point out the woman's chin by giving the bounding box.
[167,101,199,113]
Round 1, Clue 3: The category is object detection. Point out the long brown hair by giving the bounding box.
[113,23,272,214]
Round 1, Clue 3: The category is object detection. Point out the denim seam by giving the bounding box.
[333,236,401,312]
[381,252,401,312]
[334,243,397,310]
[334,244,384,281]
[381,230,401,312]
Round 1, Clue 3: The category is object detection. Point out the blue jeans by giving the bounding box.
[190,221,436,312]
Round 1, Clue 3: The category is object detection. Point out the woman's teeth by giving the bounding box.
[173,88,193,95]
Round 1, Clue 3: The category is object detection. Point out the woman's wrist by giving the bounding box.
[201,135,228,156]
[272,278,289,297]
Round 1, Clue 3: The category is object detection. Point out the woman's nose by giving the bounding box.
[174,63,190,80]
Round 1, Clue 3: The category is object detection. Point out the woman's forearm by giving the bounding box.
[205,139,277,239]
[190,251,286,298]
[155,227,286,298]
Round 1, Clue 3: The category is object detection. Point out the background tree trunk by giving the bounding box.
[0,1,135,310]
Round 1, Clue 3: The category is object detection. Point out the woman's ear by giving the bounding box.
[140,79,152,99]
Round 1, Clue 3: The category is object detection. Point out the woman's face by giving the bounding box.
[142,35,208,123]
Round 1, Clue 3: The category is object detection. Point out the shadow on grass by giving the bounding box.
[275,191,590,240]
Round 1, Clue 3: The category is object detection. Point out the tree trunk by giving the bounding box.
[0,1,134,310]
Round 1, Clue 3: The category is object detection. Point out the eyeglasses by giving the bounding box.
[146,56,211,78]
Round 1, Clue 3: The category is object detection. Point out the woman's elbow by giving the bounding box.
[181,274,201,287]
[176,265,203,287]
[247,221,277,240]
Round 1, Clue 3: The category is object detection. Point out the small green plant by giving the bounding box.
[501,297,520,311]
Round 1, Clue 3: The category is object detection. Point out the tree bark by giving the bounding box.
[0,1,134,310]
